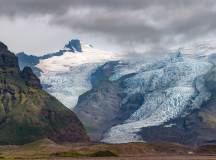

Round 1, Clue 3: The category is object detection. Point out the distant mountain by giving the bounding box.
[17,40,83,75]
[16,52,41,77]
[17,39,121,109]
[18,39,216,146]
[65,39,82,52]
[0,42,89,145]
[16,52,39,69]
[74,52,216,146]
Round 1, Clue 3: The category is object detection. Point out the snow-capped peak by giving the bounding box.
[36,41,122,109]
[64,39,82,52]
[37,42,121,73]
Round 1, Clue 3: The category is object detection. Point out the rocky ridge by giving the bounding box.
[0,42,89,145]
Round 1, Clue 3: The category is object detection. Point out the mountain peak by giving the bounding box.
[0,42,20,74]
[65,39,82,52]
[0,41,89,144]
[0,42,8,52]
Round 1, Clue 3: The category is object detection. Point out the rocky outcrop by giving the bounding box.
[16,52,39,70]
[0,42,7,52]
[75,81,123,141]
[16,52,41,77]
[0,42,89,145]
[0,42,19,74]
[21,67,42,89]
[65,39,82,52]
[74,62,144,141]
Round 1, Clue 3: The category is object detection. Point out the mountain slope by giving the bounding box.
[0,42,89,145]
[74,52,216,146]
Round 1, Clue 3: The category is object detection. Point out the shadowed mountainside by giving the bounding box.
[0,42,89,145]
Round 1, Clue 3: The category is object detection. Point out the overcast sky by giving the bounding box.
[0,0,216,56]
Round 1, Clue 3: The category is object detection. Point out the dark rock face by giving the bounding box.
[139,118,197,146]
[75,81,123,141]
[74,62,143,141]
[16,52,39,70]
[39,50,65,60]
[21,67,42,89]
[16,52,42,77]
[0,42,19,74]
[65,39,82,52]
[0,42,89,145]
[0,42,8,51]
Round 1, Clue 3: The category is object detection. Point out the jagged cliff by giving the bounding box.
[0,42,89,145]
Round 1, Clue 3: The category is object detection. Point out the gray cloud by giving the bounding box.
[1,0,216,55]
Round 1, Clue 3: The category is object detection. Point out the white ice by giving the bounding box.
[37,43,121,109]
[102,53,213,143]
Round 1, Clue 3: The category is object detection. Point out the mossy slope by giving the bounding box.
[0,42,89,144]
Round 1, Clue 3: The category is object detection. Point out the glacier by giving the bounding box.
[39,64,99,108]
[18,39,216,144]
[102,53,213,143]
[37,43,121,109]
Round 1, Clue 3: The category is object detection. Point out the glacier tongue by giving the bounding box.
[40,64,99,109]
[102,53,213,143]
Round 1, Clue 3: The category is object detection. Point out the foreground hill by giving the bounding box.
[0,42,89,144]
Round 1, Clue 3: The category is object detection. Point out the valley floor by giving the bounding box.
[39,155,216,160]
[0,139,216,160]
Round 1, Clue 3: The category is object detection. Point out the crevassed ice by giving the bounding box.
[109,52,183,81]
[124,59,212,94]
[40,63,99,109]
[102,87,195,143]
[102,54,213,143]
[37,43,121,109]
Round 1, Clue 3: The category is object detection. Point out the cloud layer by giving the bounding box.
[1,0,216,55]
